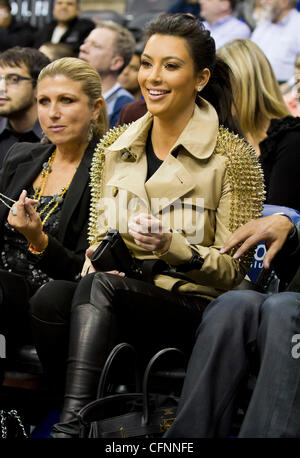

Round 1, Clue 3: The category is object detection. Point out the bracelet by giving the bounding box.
[28,232,48,256]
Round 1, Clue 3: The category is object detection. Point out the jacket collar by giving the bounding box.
[0,117,43,139]
[106,98,219,160]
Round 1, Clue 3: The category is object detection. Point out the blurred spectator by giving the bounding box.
[236,0,268,29]
[0,0,37,52]
[168,0,201,16]
[39,42,75,61]
[34,0,95,55]
[117,99,147,125]
[199,0,251,48]
[251,0,300,83]
[218,38,300,212]
[0,47,50,168]
[118,49,141,100]
[283,53,300,116]
[79,22,136,128]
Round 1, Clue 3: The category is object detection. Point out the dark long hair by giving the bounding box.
[144,13,242,135]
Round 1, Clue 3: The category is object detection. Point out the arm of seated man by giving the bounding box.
[220,214,297,269]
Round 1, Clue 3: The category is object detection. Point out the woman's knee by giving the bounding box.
[29,280,76,322]
[72,272,128,310]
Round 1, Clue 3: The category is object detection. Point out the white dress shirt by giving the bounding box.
[203,15,251,50]
[251,9,300,82]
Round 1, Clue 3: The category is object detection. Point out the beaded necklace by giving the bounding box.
[34,149,72,226]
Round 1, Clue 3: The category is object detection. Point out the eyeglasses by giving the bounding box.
[0,74,34,86]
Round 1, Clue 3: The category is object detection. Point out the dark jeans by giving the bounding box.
[30,272,209,436]
[165,290,300,438]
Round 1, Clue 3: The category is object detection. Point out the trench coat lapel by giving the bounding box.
[104,99,219,210]
[106,153,149,206]
[144,153,195,212]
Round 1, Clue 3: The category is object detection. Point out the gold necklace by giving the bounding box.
[34,149,72,226]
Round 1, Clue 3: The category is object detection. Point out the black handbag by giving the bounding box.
[77,346,186,438]
[90,229,141,278]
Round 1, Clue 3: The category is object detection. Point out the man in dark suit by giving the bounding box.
[0,0,37,51]
[34,0,95,55]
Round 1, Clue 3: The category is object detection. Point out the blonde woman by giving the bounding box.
[0,57,107,385]
[218,38,300,212]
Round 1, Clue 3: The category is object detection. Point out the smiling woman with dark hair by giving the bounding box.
[29,14,264,438]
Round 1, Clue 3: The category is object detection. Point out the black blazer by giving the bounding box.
[0,137,98,281]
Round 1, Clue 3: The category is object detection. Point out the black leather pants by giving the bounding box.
[30,272,209,438]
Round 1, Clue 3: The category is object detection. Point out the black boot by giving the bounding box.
[51,301,116,438]
[29,280,77,402]
[30,314,69,400]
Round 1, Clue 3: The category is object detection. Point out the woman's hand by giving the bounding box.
[7,189,46,250]
[85,247,125,276]
[128,213,172,254]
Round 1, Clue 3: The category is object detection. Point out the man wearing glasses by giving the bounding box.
[0,47,50,168]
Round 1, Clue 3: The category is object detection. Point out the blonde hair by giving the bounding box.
[38,57,108,138]
[217,39,290,138]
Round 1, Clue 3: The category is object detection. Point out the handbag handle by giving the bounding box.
[141,347,186,425]
[97,342,141,399]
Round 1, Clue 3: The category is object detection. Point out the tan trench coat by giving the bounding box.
[83,99,265,300]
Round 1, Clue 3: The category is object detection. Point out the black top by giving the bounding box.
[259,116,300,212]
[0,117,42,168]
[146,128,163,181]
[0,186,65,294]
